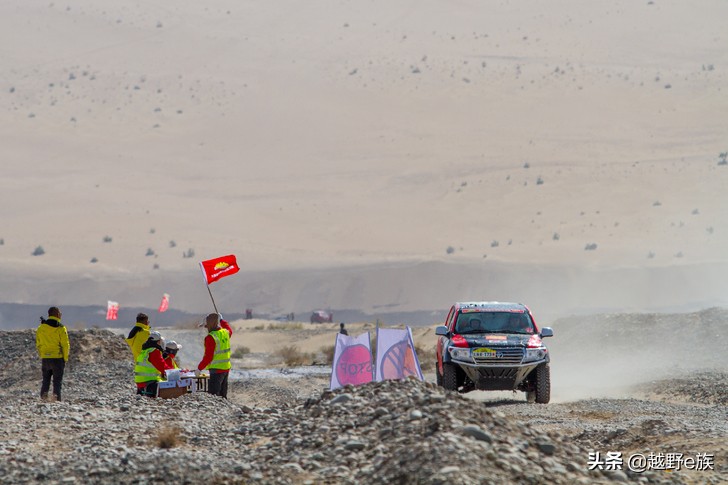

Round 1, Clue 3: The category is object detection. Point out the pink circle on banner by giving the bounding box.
[381,340,418,380]
[335,344,372,386]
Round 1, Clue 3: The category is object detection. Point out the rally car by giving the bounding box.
[435,302,553,403]
[310,310,333,323]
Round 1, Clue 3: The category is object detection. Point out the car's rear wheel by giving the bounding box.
[534,364,550,404]
[442,362,459,391]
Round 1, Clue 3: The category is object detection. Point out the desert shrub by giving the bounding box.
[320,345,335,365]
[647,252,655,259]
[156,425,182,449]
[653,201,662,207]
[414,341,435,371]
[523,162,530,169]
[145,248,155,256]
[718,152,727,165]
[491,240,499,248]
[169,240,176,248]
[446,246,455,254]
[536,176,544,185]
[584,243,598,251]
[552,233,560,241]
[268,322,303,331]
[32,246,45,256]
[231,346,250,358]
[90,257,98,263]
[0,238,3,245]
[153,264,159,270]
[276,345,311,366]
[252,324,265,331]
[183,248,195,258]
[150,228,156,234]
[102,235,112,243]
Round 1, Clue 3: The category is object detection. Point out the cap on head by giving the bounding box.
[165,341,181,351]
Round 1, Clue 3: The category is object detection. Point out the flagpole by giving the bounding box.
[206,284,219,314]
[200,262,220,313]
[373,317,380,381]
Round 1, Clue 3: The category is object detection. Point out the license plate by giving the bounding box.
[472,347,497,358]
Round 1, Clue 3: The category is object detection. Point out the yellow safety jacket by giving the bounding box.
[134,348,163,384]
[36,317,70,361]
[207,328,231,371]
[125,322,150,360]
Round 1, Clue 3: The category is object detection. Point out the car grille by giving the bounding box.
[472,346,523,365]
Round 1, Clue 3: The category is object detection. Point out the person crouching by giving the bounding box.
[134,331,167,397]
[163,341,182,370]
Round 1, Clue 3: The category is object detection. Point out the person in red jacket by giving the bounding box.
[196,313,232,399]
[163,341,182,370]
[134,331,167,397]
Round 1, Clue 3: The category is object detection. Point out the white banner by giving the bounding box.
[329,332,373,391]
[375,327,424,382]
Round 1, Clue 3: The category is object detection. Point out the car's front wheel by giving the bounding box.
[534,363,550,404]
[442,362,459,391]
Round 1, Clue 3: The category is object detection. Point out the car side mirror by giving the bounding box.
[540,327,554,338]
[435,325,449,336]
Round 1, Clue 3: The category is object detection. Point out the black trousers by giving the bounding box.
[208,371,228,399]
[137,381,159,397]
[40,358,65,401]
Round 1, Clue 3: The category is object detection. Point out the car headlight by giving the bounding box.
[449,347,473,362]
[523,348,547,363]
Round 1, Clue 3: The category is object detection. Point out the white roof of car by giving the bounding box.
[456,302,527,311]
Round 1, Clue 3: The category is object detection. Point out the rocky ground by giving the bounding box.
[0,326,726,484]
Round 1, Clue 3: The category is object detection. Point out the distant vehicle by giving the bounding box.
[310,310,333,323]
[435,302,554,403]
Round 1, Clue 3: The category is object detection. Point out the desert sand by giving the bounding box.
[1,0,727,322]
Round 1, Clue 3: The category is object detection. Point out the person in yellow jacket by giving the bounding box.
[36,306,70,401]
[135,331,167,397]
[125,313,151,360]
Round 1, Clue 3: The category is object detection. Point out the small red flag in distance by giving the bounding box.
[106,301,119,320]
[200,254,240,285]
[158,293,170,312]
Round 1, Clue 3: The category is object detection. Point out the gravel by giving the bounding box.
[1,325,725,484]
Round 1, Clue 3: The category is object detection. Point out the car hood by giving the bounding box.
[460,333,533,347]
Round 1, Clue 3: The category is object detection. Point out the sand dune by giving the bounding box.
[1,0,727,319]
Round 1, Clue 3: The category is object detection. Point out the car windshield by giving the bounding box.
[454,311,534,334]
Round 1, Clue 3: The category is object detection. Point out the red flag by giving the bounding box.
[200,254,240,285]
[106,301,119,320]
[158,293,170,312]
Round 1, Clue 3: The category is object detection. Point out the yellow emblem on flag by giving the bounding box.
[214,262,230,270]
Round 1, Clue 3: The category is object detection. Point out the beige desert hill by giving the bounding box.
[1,0,727,319]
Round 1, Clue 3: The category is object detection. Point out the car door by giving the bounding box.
[437,306,456,374]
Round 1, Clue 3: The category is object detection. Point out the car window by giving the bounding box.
[445,306,456,330]
[455,311,534,334]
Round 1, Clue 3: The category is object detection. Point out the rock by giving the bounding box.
[458,425,493,443]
